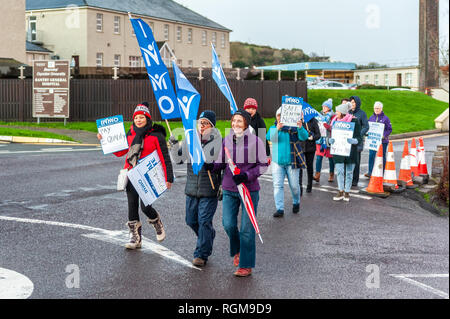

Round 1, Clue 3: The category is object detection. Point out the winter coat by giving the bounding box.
[299,117,321,153]
[332,117,362,164]
[114,124,174,183]
[315,111,334,158]
[171,128,222,198]
[368,112,392,144]
[349,96,369,151]
[249,112,271,156]
[213,129,268,193]
[266,124,309,166]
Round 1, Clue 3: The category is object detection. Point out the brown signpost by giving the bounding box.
[33,60,70,120]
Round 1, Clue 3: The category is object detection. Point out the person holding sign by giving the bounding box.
[169,110,222,267]
[299,113,321,194]
[365,102,392,178]
[205,109,268,277]
[97,103,174,249]
[267,107,309,217]
[329,102,362,202]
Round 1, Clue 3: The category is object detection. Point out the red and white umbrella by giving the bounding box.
[224,147,263,244]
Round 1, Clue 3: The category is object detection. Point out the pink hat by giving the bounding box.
[243,98,258,110]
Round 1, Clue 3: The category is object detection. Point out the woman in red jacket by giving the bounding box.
[98,103,174,249]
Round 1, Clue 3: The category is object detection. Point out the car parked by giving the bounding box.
[309,81,349,90]
[346,83,358,90]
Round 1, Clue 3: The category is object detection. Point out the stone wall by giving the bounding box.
[431,145,449,178]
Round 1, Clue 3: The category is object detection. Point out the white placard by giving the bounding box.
[330,121,355,157]
[127,151,167,207]
[96,115,128,155]
[280,96,303,127]
[364,122,385,151]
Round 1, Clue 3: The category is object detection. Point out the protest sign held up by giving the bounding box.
[96,115,128,155]
[280,96,303,127]
[365,122,385,151]
[330,121,355,157]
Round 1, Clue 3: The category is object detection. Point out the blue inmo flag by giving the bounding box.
[211,44,238,115]
[172,62,205,175]
[302,101,321,123]
[130,18,180,120]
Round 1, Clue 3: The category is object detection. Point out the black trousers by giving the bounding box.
[352,151,362,185]
[299,151,315,190]
[126,182,158,222]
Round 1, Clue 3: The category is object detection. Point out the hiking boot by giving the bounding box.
[328,172,335,183]
[292,204,300,214]
[333,191,345,201]
[233,253,240,267]
[192,257,207,267]
[306,185,312,193]
[234,268,252,277]
[125,221,142,250]
[313,172,321,182]
[273,210,284,218]
[343,192,350,202]
[148,214,166,242]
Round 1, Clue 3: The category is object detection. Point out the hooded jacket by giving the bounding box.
[299,117,321,153]
[349,96,369,151]
[249,111,271,156]
[114,123,174,183]
[368,112,392,144]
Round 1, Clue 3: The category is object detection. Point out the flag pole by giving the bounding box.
[207,171,215,190]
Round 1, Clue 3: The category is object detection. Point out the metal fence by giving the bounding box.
[0,78,307,122]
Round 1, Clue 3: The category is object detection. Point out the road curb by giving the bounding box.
[390,129,446,141]
[0,135,99,146]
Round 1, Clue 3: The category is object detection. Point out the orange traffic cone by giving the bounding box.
[383,142,401,192]
[398,141,417,189]
[417,137,429,183]
[409,139,419,177]
[361,143,390,197]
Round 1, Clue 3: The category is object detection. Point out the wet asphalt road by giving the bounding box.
[0,134,448,299]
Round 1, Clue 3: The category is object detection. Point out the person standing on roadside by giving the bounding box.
[299,113,321,194]
[267,107,309,217]
[348,96,369,187]
[169,110,222,267]
[244,98,271,156]
[97,103,173,249]
[314,98,335,183]
[329,102,362,202]
[205,108,268,277]
[365,101,392,178]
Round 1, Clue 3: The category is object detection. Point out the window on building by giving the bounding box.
[221,33,226,48]
[177,59,182,67]
[202,61,207,67]
[164,24,169,40]
[129,56,141,68]
[384,74,389,86]
[406,73,413,86]
[96,13,103,32]
[188,28,193,44]
[212,32,217,46]
[202,30,207,46]
[114,16,120,34]
[96,53,103,67]
[374,74,379,86]
[176,26,182,42]
[364,75,369,84]
[188,60,193,68]
[114,55,121,67]
[29,16,37,41]
[356,75,361,85]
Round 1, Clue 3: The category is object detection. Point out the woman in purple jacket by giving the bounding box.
[366,101,393,177]
[205,109,268,277]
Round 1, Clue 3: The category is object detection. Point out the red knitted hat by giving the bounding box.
[243,98,258,110]
[133,104,151,119]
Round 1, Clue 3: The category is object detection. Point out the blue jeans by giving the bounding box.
[368,143,388,176]
[315,156,335,173]
[271,161,300,211]
[185,196,218,261]
[335,163,355,193]
[222,190,259,269]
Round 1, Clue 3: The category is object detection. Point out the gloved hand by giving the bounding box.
[204,163,215,171]
[328,138,335,145]
[347,138,359,145]
[169,136,179,146]
[232,173,248,185]
[308,135,314,141]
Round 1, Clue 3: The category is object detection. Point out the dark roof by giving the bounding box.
[26,41,53,53]
[26,0,231,31]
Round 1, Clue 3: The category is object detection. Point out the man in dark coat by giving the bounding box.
[299,116,321,193]
[243,98,271,156]
[349,96,369,186]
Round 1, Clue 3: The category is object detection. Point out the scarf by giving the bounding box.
[126,122,153,168]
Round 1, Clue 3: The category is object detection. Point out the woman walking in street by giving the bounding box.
[267,107,308,217]
[299,113,321,194]
[170,110,222,267]
[329,102,362,202]
[98,103,174,249]
[205,109,268,277]
[365,101,392,178]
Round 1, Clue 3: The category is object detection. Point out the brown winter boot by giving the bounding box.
[148,214,166,242]
[313,172,321,182]
[328,172,335,183]
[125,221,142,250]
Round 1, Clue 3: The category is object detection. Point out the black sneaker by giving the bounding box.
[293,204,300,214]
[273,210,284,218]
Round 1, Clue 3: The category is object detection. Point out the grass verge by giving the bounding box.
[0,127,75,142]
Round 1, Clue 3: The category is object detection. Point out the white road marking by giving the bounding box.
[0,148,100,155]
[0,216,200,271]
[390,274,449,299]
[0,268,34,299]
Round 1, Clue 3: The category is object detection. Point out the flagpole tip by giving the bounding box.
[258,234,263,244]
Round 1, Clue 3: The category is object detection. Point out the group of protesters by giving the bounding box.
[98,95,392,278]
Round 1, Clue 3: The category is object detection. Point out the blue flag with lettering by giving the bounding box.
[130,18,180,120]
[211,44,238,115]
[172,62,205,175]
[302,101,321,123]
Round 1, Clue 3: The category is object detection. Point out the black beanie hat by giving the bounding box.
[199,110,216,127]
[233,108,251,128]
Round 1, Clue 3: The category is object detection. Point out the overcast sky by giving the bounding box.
[175,0,449,66]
